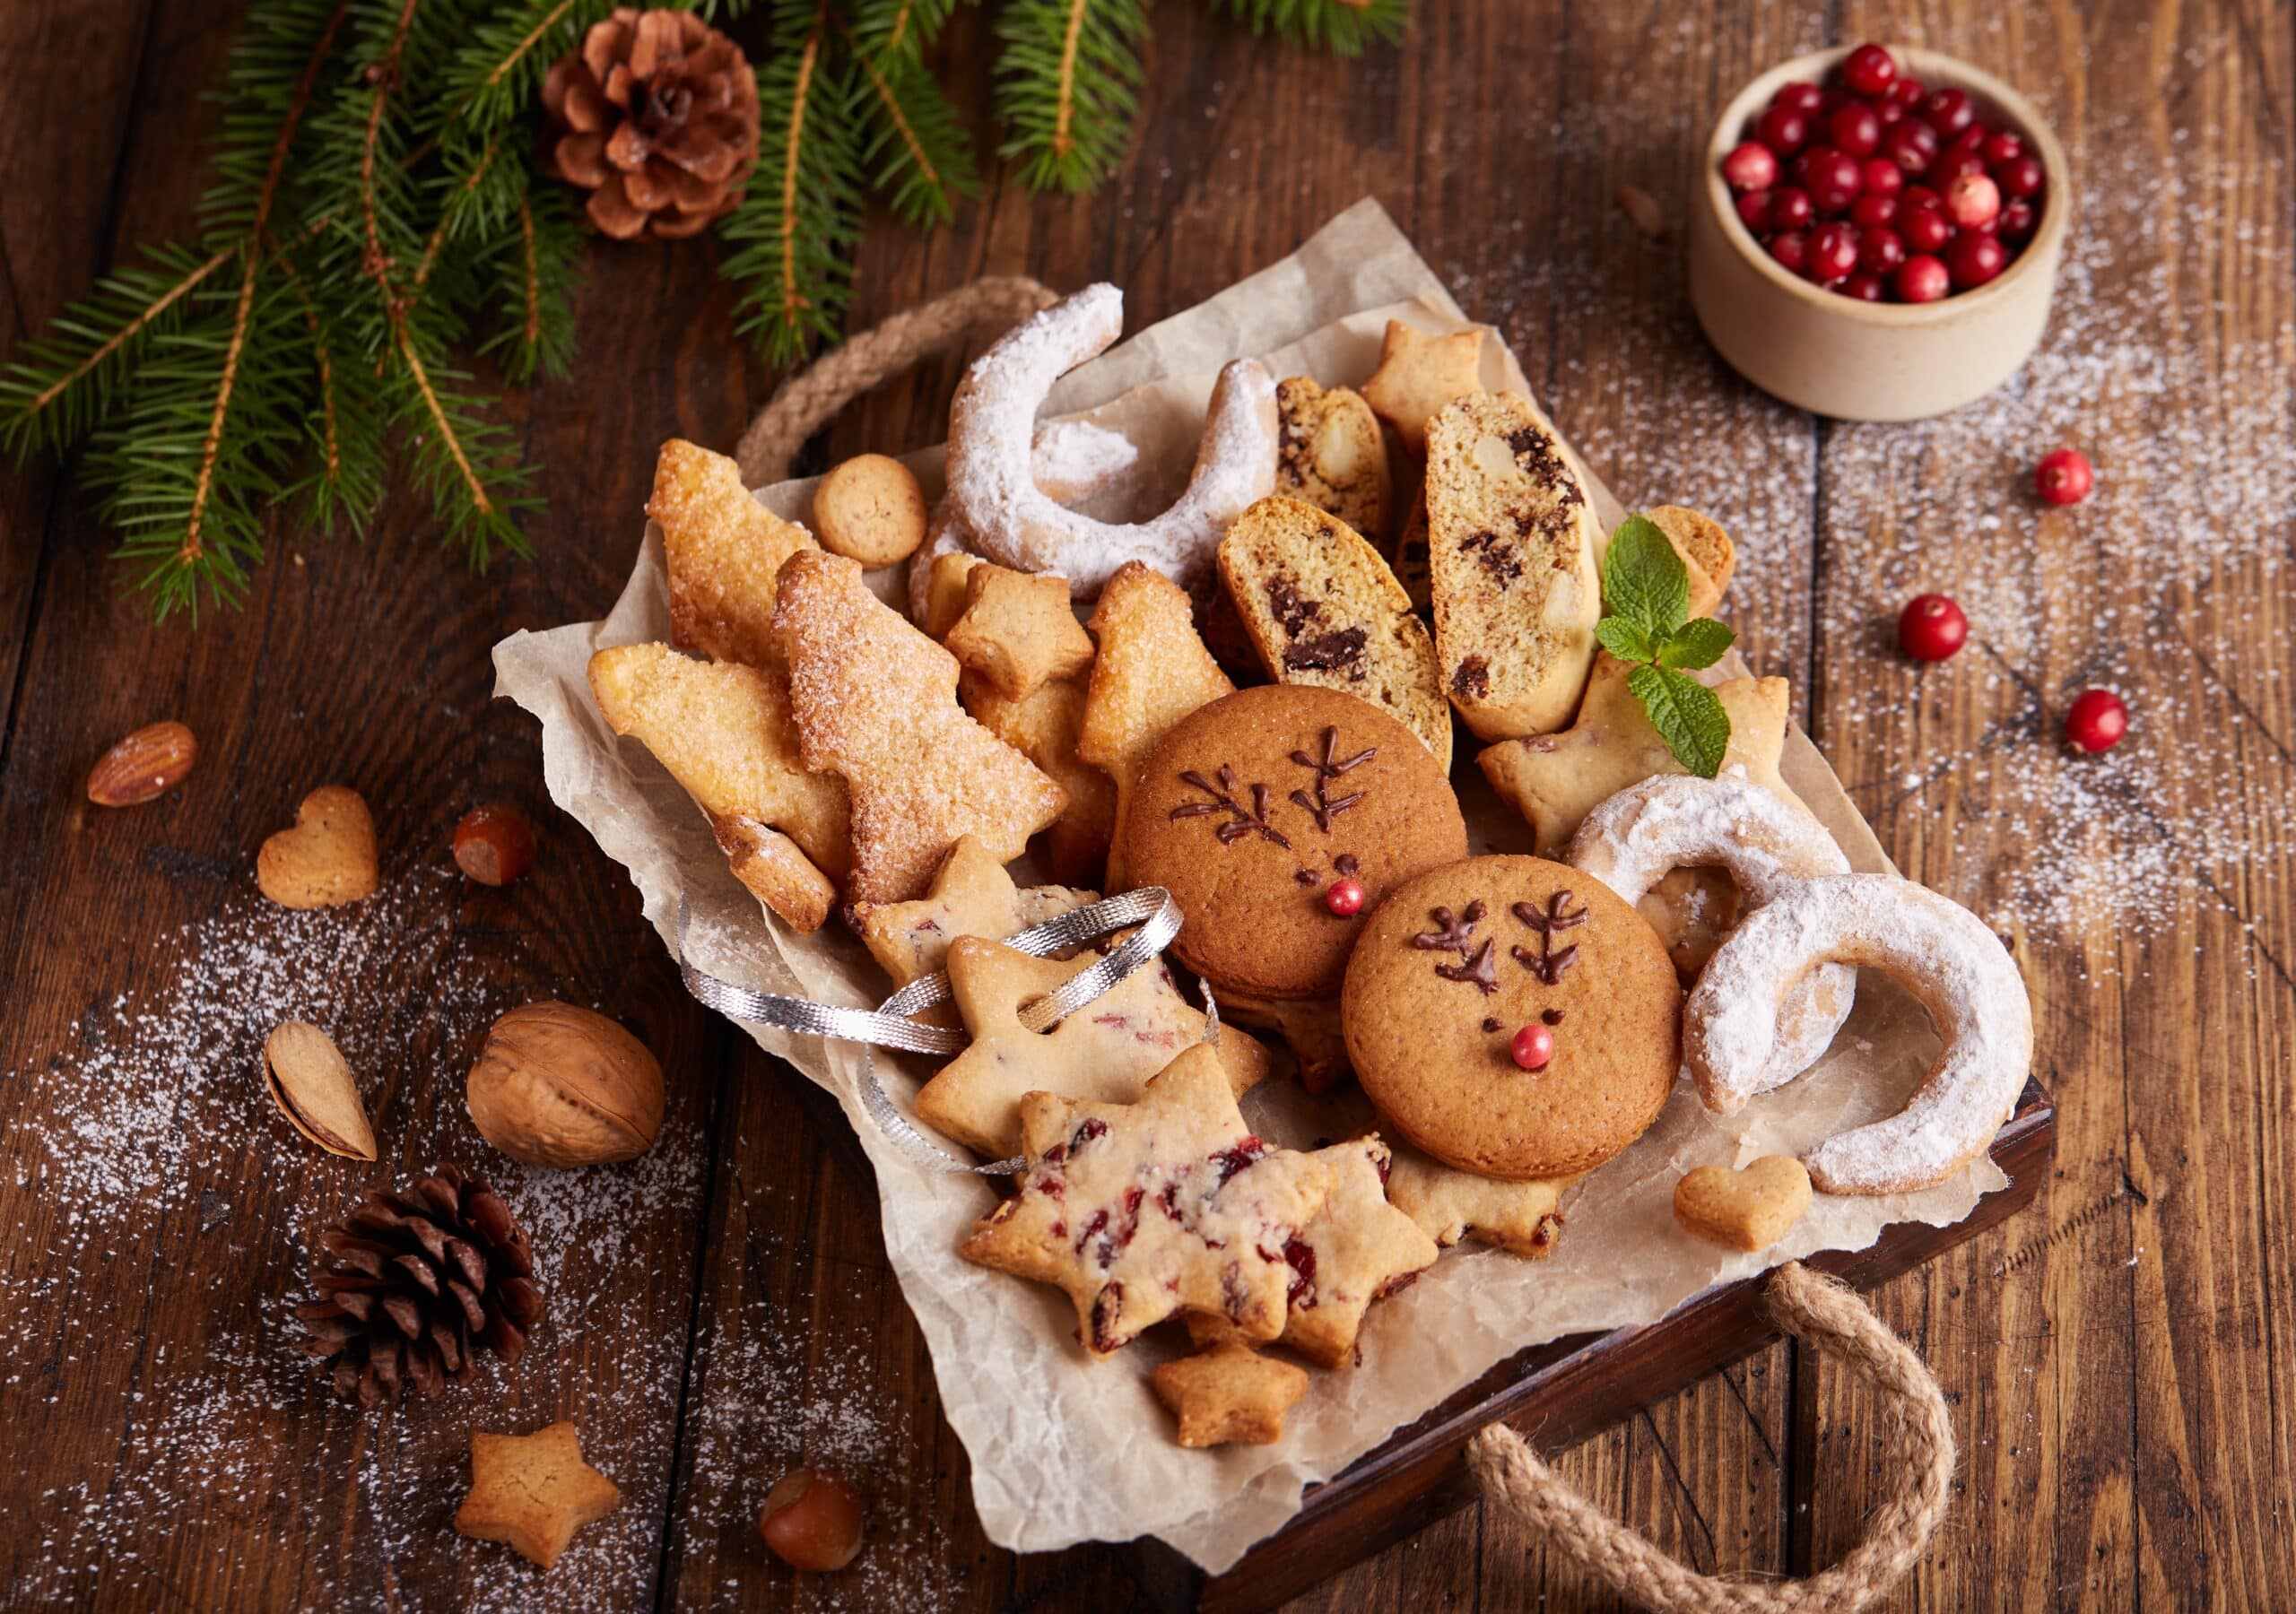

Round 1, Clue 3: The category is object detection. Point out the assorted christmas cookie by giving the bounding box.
[1383,1136,1573,1258]
[1213,989,1352,1095]
[1274,377,1393,536]
[943,561,1097,702]
[1120,684,1469,1007]
[856,835,1095,991]
[1153,1341,1310,1448]
[1359,319,1486,455]
[648,438,817,668]
[811,452,928,568]
[1343,855,1682,1180]
[958,668,1118,888]
[1673,1157,1813,1252]
[1217,494,1452,769]
[454,1420,621,1570]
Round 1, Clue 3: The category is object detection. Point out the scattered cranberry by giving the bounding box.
[1895,254,1951,303]
[1984,130,2024,165]
[1510,1023,1555,1072]
[1943,121,1990,157]
[1860,158,1904,200]
[453,805,535,887]
[1874,96,1906,126]
[1828,102,1883,158]
[1898,594,1969,661]
[1900,202,1953,253]
[1841,272,1887,302]
[1887,76,1925,108]
[1921,87,1976,136]
[1766,186,1814,231]
[1928,148,1989,192]
[1849,193,1898,230]
[1997,199,2039,243]
[2034,447,2094,506]
[1946,229,2009,288]
[2065,689,2128,754]
[1944,171,2002,230]
[1796,146,1863,212]
[1900,182,1941,210]
[1324,877,1366,917]
[1995,152,2046,199]
[1773,81,1826,117]
[1722,141,1779,191]
[760,1470,866,1572]
[1768,230,1810,274]
[1841,42,1898,97]
[1808,221,1859,283]
[1755,104,1811,155]
[1857,226,1906,274]
[1735,189,1774,230]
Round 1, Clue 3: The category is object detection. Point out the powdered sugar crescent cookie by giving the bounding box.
[944,284,1278,597]
[1685,874,2032,1194]
[1030,417,1140,504]
[1570,774,1856,1092]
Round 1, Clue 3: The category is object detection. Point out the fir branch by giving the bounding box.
[850,34,978,225]
[995,0,1147,193]
[477,180,581,383]
[273,238,388,532]
[1202,0,1405,56]
[439,0,601,133]
[199,0,354,242]
[852,0,965,58]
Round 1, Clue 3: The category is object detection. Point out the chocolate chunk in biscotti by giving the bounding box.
[1274,377,1393,538]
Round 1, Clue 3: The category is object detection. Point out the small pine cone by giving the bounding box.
[543,6,761,240]
[295,1163,544,1409]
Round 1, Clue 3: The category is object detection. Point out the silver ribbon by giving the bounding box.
[677,888,1206,1176]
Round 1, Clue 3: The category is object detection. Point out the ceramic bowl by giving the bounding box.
[1687,45,2071,421]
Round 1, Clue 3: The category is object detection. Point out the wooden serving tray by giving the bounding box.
[1133,1080,2056,1613]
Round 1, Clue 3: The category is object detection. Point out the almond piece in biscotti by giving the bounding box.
[257,785,380,909]
[1274,377,1393,538]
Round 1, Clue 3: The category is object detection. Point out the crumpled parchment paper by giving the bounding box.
[493,199,2007,1574]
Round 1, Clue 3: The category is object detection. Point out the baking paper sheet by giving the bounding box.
[493,199,2007,1573]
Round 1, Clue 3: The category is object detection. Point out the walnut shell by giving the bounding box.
[466,1002,664,1167]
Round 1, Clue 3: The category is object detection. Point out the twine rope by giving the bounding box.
[1467,1262,1955,1612]
[735,274,1058,485]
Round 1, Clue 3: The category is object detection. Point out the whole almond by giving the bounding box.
[263,1021,378,1159]
[87,720,197,807]
[467,1002,664,1168]
[257,785,380,908]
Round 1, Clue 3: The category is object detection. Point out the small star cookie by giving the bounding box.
[857,835,1095,990]
[1384,1136,1573,1258]
[770,550,1066,907]
[915,934,1269,1158]
[960,669,1118,888]
[454,1420,622,1570]
[648,438,819,668]
[1076,560,1234,888]
[944,562,1097,702]
[1152,1340,1310,1447]
[958,1045,1335,1355]
[1359,320,1486,455]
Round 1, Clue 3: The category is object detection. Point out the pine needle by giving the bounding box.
[851,37,978,225]
[995,0,1147,193]
[1202,0,1405,55]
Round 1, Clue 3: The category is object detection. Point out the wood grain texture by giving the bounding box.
[0,0,2288,1609]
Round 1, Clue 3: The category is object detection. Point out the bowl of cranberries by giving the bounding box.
[1689,41,2069,421]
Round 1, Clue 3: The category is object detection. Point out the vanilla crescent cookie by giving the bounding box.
[1685,873,2031,1195]
[944,284,1278,598]
[1569,774,1856,1093]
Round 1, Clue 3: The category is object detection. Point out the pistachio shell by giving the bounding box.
[264,1021,378,1159]
[466,1002,664,1168]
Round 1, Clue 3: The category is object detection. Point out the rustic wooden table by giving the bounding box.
[4,1,2289,1608]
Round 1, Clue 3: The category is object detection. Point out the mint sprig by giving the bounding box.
[1597,515,1735,777]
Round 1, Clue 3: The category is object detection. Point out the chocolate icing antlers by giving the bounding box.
[945,284,1278,598]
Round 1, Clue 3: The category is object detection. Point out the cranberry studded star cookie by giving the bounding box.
[857,835,1095,991]
[1343,855,1682,1180]
[958,1046,1335,1356]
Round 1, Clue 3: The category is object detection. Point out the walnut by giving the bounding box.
[465,1002,663,1168]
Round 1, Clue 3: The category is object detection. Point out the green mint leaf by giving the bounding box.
[1601,515,1691,635]
[1595,616,1657,664]
[1656,615,1735,671]
[1627,664,1732,778]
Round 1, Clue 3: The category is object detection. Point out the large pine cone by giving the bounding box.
[294,1164,544,1409]
[543,7,760,240]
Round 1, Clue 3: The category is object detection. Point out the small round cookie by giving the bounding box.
[1121,684,1467,1002]
[1343,855,1683,1181]
[813,453,928,568]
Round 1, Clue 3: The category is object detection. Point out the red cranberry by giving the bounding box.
[1819,85,1855,116]
[1510,1023,1555,1072]
[1828,102,1883,158]
[1754,105,1810,154]
[1849,193,1898,229]
[2064,689,2127,754]
[1766,186,1814,231]
[1920,87,1976,137]
[1928,148,1990,191]
[1944,171,2002,230]
[1900,202,1953,253]
[1772,81,1826,117]
[1984,130,2024,164]
[1894,254,1951,303]
[2034,447,2094,506]
[1840,42,1898,97]
[1887,76,1926,108]
[1996,199,2039,243]
[1796,146,1862,213]
[1995,152,2046,199]
[1874,96,1906,126]
[1943,122,1990,157]
[1900,182,1942,212]
[1883,120,1939,174]
[1735,189,1774,230]
[1768,231,1810,273]
[1860,158,1904,199]
[1946,229,2009,288]
[1898,594,1968,661]
[1722,140,1779,191]
[1808,221,1859,283]
[1857,226,1906,274]
[1840,272,1887,302]
[1324,877,1366,917]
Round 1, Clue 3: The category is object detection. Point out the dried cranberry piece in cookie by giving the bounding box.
[958,1046,1336,1357]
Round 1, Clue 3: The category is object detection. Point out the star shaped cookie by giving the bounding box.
[1384,1136,1574,1258]
[914,934,1269,1158]
[1359,320,1486,455]
[959,1046,1335,1355]
[770,550,1066,907]
[858,834,1095,991]
[1152,1341,1311,1447]
[944,562,1097,702]
[648,438,818,668]
[453,1420,621,1570]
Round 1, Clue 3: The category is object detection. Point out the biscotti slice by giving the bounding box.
[1217,495,1451,770]
[1424,393,1602,741]
[1274,377,1393,538]
[1643,504,1735,617]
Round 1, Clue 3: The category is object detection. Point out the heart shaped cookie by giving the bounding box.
[1673,1155,1813,1252]
[257,785,380,909]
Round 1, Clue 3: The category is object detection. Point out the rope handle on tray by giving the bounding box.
[1466,1261,1955,1612]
